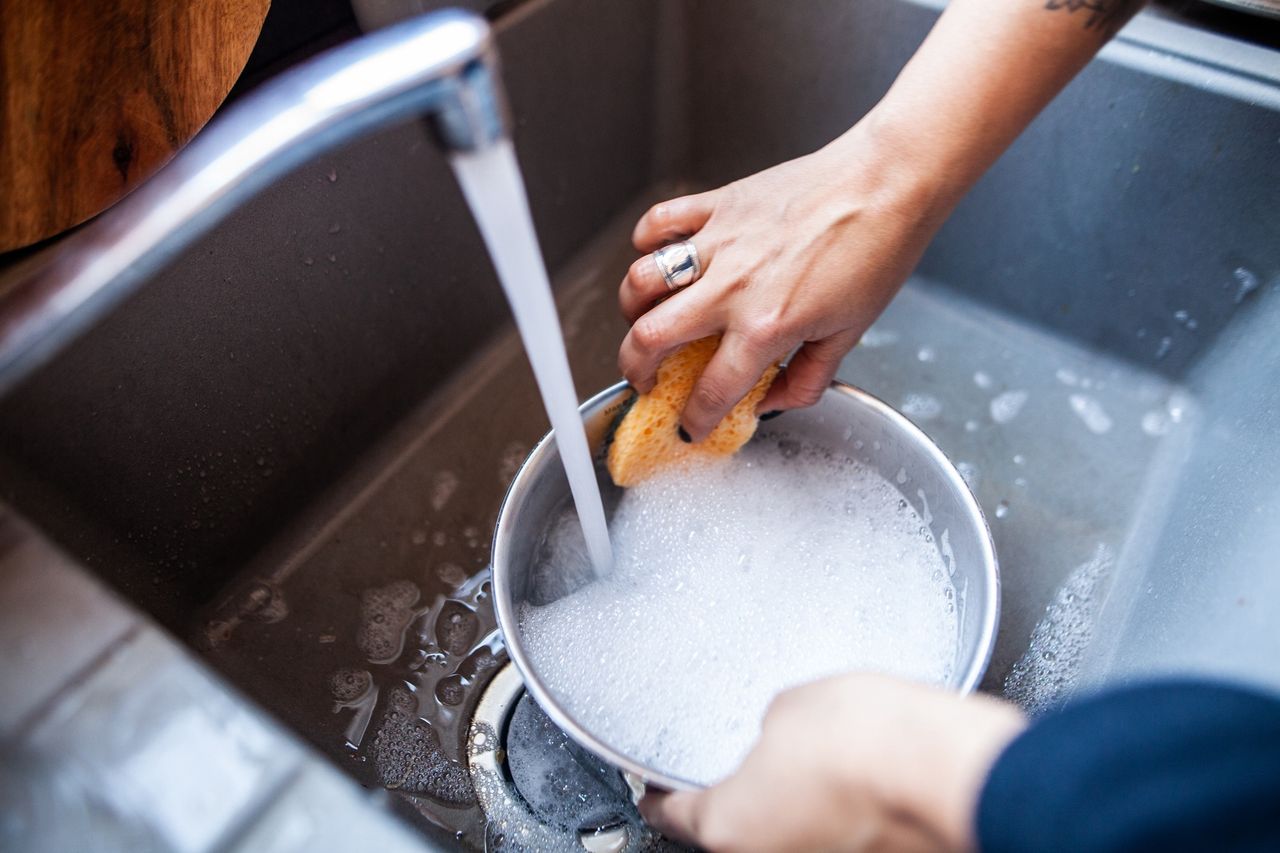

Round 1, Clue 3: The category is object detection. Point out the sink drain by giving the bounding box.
[467,664,681,852]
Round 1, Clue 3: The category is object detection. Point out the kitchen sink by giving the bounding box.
[0,0,1277,849]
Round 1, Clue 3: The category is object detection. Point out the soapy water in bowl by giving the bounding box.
[519,431,959,786]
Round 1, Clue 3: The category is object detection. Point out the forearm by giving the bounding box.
[839,0,1145,216]
[979,681,1280,851]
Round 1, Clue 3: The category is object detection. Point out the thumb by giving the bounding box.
[758,333,854,413]
[638,789,704,846]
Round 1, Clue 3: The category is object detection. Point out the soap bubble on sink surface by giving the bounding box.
[371,686,474,805]
[859,326,899,348]
[1003,545,1113,716]
[1068,394,1113,435]
[430,470,460,512]
[436,601,480,655]
[990,390,1028,424]
[1141,394,1189,438]
[329,668,373,702]
[519,433,958,786]
[901,393,943,421]
[1141,410,1173,437]
[356,580,420,664]
[1233,267,1259,303]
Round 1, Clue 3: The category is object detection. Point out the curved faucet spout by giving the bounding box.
[0,9,510,396]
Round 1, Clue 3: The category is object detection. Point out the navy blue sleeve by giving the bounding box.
[977,680,1280,853]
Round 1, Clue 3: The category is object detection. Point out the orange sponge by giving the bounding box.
[607,335,779,487]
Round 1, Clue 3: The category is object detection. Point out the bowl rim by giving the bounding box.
[492,379,1000,792]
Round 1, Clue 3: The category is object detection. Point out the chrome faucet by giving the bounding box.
[0,9,509,396]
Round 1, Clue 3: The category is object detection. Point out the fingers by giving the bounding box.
[618,237,713,324]
[632,191,717,253]
[618,283,724,394]
[757,333,856,413]
[641,759,789,852]
[639,790,703,848]
[681,331,780,443]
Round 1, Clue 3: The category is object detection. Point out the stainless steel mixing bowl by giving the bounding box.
[492,380,1000,792]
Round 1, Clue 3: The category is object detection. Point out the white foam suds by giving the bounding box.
[519,433,958,786]
[1004,544,1113,716]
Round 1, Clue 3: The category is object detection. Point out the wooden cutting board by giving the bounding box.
[0,0,270,252]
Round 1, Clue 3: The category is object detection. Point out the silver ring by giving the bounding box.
[652,240,702,291]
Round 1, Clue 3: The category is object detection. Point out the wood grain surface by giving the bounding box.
[0,0,270,252]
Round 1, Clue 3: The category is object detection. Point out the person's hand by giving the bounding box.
[617,0,1145,444]
[617,116,954,443]
[639,674,1025,853]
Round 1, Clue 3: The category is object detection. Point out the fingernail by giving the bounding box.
[759,410,784,421]
[677,426,692,443]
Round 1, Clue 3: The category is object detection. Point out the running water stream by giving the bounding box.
[450,142,613,573]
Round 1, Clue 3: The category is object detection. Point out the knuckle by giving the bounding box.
[719,182,745,211]
[792,382,824,407]
[646,202,672,228]
[693,379,734,415]
[628,256,652,281]
[744,314,786,350]
[630,317,665,353]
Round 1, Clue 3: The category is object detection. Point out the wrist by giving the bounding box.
[903,694,1027,851]
[821,104,966,238]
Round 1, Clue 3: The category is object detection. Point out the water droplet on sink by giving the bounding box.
[330,668,372,702]
[1069,394,1113,434]
[990,390,1028,424]
[436,601,479,655]
[1233,267,1259,303]
[435,674,467,706]
[901,393,942,421]
[1142,410,1171,436]
[859,326,899,348]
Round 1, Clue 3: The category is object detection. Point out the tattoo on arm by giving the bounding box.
[1043,0,1145,36]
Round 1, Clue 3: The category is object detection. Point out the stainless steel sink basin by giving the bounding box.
[1,0,1277,849]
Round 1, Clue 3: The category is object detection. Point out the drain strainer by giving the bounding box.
[467,664,681,852]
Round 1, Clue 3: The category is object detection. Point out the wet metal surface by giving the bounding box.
[193,198,1204,843]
